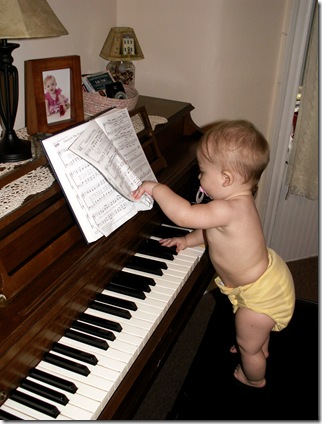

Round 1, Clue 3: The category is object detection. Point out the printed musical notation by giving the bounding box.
[42,108,157,243]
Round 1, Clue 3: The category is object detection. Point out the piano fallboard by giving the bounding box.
[0,96,214,419]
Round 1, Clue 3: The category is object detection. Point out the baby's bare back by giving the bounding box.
[207,199,268,288]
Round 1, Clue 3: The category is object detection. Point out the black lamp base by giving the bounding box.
[0,130,32,162]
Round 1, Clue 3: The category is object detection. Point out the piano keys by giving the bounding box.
[0,224,207,420]
[0,96,214,419]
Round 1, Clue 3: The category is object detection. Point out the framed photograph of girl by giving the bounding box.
[25,55,84,135]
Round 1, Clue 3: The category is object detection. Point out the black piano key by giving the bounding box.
[20,378,69,406]
[44,352,90,376]
[138,238,177,259]
[65,328,109,350]
[114,270,156,286]
[153,225,190,239]
[71,320,116,341]
[125,256,167,275]
[0,408,22,420]
[10,389,60,418]
[90,300,132,319]
[29,368,77,394]
[110,273,151,293]
[96,292,137,311]
[106,282,146,300]
[52,342,99,365]
[78,312,122,332]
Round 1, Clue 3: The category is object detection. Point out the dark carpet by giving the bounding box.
[167,288,319,421]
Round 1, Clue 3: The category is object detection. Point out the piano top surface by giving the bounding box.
[0,95,210,417]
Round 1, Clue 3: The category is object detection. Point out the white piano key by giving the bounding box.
[54,335,135,370]
[83,311,153,353]
[33,364,109,404]
[25,376,102,418]
[36,361,115,393]
[0,403,39,420]
[135,253,191,277]
[122,267,181,293]
[101,289,166,316]
[106,283,171,305]
[65,326,140,356]
[85,307,154,334]
[2,397,57,420]
[16,386,95,420]
[129,255,188,280]
[46,350,121,384]
[54,337,128,374]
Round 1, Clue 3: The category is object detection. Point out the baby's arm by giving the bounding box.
[133,182,193,227]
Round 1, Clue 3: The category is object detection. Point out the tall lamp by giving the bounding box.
[99,27,144,88]
[0,0,68,163]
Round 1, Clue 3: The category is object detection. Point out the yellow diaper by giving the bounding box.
[215,248,295,331]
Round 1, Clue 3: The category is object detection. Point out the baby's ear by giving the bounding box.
[221,170,233,187]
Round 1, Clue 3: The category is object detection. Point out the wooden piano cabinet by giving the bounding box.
[0,96,214,419]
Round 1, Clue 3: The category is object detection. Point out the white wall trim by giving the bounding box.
[256,0,315,246]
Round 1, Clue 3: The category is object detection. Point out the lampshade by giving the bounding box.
[99,27,144,62]
[0,0,68,39]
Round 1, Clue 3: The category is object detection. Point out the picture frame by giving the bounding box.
[25,55,84,135]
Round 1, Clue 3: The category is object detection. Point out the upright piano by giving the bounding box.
[0,96,214,420]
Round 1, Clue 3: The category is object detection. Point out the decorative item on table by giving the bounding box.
[99,27,144,88]
[82,71,115,96]
[83,85,139,117]
[0,0,68,163]
[105,81,127,99]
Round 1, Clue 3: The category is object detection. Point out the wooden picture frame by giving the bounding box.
[25,55,84,135]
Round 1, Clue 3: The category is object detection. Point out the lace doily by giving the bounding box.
[131,114,168,132]
[0,115,167,218]
[0,166,55,219]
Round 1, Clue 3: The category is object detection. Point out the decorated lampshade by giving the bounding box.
[99,27,144,87]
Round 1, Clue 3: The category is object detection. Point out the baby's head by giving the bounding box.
[198,120,270,194]
[43,75,56,90]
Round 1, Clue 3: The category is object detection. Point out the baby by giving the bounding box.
[132,119,295,388]
[44,74,69,117]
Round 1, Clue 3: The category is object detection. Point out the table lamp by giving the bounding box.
[0,0,68,163]
[99,27,144,88]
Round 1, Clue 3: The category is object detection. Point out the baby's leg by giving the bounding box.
[230,336,269,358]
[233,307,274,388]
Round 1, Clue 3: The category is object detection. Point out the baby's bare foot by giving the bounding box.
[230,345,269,358]
[234,364,266,388]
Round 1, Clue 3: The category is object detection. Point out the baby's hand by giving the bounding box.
[132,181,159,200]
[159,236,188,253]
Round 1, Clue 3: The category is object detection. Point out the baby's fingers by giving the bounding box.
[132,186,143,199]
[159,238,176,247]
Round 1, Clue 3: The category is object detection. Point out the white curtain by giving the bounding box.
[286,2,318,200]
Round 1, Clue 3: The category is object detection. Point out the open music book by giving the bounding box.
[42,107,157,244]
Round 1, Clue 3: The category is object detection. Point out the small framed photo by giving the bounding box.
[25,55,84,135]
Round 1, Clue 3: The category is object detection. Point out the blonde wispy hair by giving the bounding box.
[198,120,270,194]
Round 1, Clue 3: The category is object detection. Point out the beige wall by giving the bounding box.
[118,0,288,137]
[7,0,317,260]
[14,0,287,136]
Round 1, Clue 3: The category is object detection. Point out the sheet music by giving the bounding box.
[69,108,156,207]
[42,108,157,244]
